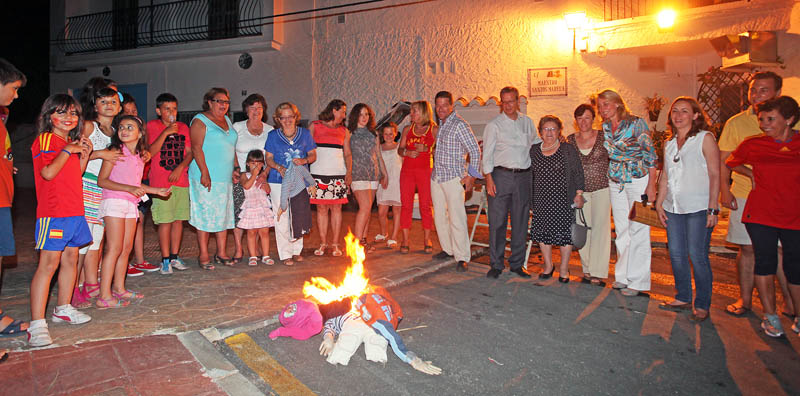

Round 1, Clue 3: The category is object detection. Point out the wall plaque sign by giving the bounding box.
[528,67,567,97]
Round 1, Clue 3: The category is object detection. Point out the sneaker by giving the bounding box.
[160,259,173,275]
[127,265,144,277]
[131,261,159,272]
[170,257,189,271]
[52,304,92,325]
[761,314,785,338]
[374,234,386,242]
[27,325,52,347]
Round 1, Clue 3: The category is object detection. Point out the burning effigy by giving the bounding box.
[269,232,442,375]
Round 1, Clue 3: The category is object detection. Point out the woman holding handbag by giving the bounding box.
[529,115,585,283]
[655,97,720,322]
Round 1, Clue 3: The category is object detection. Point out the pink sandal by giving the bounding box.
[82,282,100,299]
[72,287,92,309]
[112,290,144,300]
[96,297,130,309]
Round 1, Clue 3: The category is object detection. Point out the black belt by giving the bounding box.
[495,166,530,173]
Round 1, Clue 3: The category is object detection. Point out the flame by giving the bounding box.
[302,232,370,307]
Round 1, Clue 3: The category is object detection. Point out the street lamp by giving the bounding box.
[657,9,677,31]
[564,11,587,53]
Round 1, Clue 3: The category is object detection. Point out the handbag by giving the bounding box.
[628,194,665,228]
[571,207,591,249]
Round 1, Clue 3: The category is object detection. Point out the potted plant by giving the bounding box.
[644,93,667,122]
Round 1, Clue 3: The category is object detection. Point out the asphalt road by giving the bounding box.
[214,262,800,396]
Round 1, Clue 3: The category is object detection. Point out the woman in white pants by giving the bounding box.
[597,89,659,296]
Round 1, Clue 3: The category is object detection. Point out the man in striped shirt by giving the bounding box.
[431,91,482,272]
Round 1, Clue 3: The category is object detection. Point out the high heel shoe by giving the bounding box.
[540,267,554,279]
[559,271,570,283]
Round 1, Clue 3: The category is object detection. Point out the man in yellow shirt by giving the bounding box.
[719,71,794,317]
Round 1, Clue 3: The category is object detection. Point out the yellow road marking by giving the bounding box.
[225,333,316,396]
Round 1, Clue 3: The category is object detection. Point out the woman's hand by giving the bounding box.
[127,186,146,198]
[573,193,585,209]
[232,168,241,184]
[201,171,212,191]
[380,176,388,189]
[345,172,352,186]
[292,157,305,166]
[405,149,419,158]
[655,204,668,228]
[707,213,718,228]
[277,165,286,178]
[262,182,271,194]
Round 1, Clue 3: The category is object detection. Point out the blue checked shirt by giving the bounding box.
[432,111,482,183]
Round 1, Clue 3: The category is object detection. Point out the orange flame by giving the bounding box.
[302,232,370,307]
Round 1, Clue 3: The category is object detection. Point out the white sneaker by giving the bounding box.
[374,234,386,242]
[160,260,173,275]
[27,325,53,347]
[52,304,92,325]
[170,258,189,271]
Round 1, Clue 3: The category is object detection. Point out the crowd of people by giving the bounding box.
[0,56,798,352]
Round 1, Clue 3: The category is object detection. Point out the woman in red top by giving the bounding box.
[727,95,800,337]
[397,101,437,253]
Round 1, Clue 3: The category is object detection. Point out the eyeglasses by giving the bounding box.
[542,127,560,132]
[211,99,231,105]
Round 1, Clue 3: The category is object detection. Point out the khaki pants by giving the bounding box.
[431,177,471,262]
[578,188,611,278]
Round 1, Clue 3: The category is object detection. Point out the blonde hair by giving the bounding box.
[597,89,632,121]
[411,100,436,127]
[273,102,301,127]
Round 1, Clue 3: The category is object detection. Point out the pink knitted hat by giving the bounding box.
[268,299,322,340]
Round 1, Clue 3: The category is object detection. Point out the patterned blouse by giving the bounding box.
[567,131,609,193]
[602,116,657,189]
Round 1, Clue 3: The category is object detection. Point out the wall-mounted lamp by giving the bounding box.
[564,11,587,53]
[656,9,677,31]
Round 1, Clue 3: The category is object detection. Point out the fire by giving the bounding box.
[302,232,370,307]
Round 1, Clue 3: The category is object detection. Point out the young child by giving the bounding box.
[28,94,94,347]
[146,93,193,274]
[74,86,124,309]
[96,115,170,309]
[121,93,153,273]
[276,158,317,242]
[376,123,402,248]
[238,150,276,266]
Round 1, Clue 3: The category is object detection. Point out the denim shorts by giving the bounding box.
[0,207,15,256]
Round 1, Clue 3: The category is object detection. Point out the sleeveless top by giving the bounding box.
[662,131,711,214]
[567,131,609,192]
[350,127,380,182]
[85,122,113,177]
[102,145,144,203]
[188,113,237,183]
[402,124,434,170]
[309,120,347,176]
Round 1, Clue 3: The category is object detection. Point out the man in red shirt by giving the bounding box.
[0,58,27,353]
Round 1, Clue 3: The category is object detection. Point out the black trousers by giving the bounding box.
[745,222,800,285]
[487,168,532,270]
[289,190,312,240]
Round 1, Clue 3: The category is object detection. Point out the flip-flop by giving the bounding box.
[0,313,26,338]
[725,303,750,316]
[0,350,8,364]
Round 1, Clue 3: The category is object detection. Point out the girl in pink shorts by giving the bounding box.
[96,115,170,308]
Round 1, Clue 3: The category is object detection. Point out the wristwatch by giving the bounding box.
[707,208,720,215]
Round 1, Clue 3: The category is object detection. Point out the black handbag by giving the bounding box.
[571,207,590,249]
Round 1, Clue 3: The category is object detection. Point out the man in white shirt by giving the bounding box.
[482,87,540,278]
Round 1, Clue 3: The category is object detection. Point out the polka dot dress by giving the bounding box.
[530,143,574,246]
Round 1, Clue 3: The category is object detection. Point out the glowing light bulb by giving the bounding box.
[657,9,677,30]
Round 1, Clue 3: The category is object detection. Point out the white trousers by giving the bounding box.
[431,177,471,262]
[579,188,612,278]
[269,183,303,260]
[609,177,651,291]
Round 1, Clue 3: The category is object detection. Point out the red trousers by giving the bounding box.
[399,167,432,229]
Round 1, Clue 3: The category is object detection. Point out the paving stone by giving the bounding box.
[130,361,222,396]
[113,335,197,373]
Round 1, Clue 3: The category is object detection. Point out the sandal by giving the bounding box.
[314,244,327,256]
[374,234,386,242]
[0,350,7,364]
[690,309,710,323]
[248,256,259,266]
[71,287,92,309]
[400,245,410,254]
[284,259,294,266]
[96,297,130,309]
[331,244,343,257]
[214,255,235,266]
[232,256,243,265]
[0,312,27,338]
[620,288,640,297]
[424,244,433,254]
[198,261,215,270]
[387,239,398,248]
[725,302,751,316]
[293,255,304,262]
[262,256,275,266]
[659,300,691,311]
[82,282,100,299]
[112,290,144,300]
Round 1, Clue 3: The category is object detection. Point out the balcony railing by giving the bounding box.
[57,0,262,55]
[603,0,745,21]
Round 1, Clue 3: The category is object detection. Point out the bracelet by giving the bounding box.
[61,149,72,155]
[707,208,720,215]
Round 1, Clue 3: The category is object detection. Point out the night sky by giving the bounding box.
[1,1,51,126]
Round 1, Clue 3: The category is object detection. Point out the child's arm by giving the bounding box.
[241,165,263,190]
[82,122,120,163]
[143,185,171,197]
[168,149,193,183]
[97,153,145,198]
[148,122,178,157]
[39,139,89,181]
[375,135,388,188]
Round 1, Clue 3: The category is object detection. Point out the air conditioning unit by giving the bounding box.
[710,31,780,72]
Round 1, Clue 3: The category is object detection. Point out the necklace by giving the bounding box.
[541,141,560,152]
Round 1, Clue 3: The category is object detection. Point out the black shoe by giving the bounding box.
[558,276,570,283]
[456,261,468,272]
[433,251,452,260]
[486,268,502,278]
[539,267,554,279]
[510,267,531,278]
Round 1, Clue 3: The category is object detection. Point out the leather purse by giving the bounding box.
[628,194,664,228]
[571,207,591,249]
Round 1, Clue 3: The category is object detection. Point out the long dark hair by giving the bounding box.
[36,94,83,142]
[245,149,265,172]
[84,87,120,122]
[79,77,115,119]
[109,114,147,156]
[666,96,710,140]
[347,103,376,134]
[317,99,346,123]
